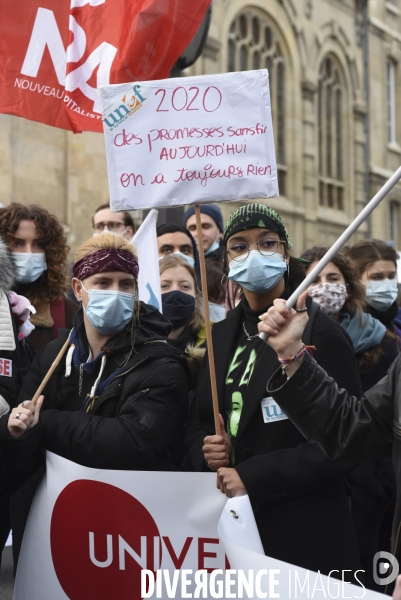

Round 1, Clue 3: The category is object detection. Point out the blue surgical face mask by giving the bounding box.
[12,252,47,284]
[363,279,398,312]
[205,240,220,256]
[228,250,287,294]
[81,283,135,335]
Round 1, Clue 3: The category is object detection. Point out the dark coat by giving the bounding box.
[267,352,401,563]
[205,240,224,264]
[184,295,363,575]
[0,303,190,472]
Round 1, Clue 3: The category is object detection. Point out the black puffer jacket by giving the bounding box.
[0,303,191,472]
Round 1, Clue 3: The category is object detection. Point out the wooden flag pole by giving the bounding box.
[195,204,221,436]
[31,335,71,405]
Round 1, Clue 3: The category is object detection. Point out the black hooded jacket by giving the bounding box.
[0,302,191,472]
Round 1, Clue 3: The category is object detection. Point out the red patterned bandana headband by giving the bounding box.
[72,248,139,280]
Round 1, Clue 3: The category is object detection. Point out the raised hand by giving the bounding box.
[258,290,310,357]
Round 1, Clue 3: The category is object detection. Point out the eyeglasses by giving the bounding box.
[227,236,285,262]
[93,221,126,232]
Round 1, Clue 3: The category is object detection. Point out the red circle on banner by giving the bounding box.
[50,480,161,599]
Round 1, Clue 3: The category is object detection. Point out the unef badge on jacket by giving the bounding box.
[261,397,288,423]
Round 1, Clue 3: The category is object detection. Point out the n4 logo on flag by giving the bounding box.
[0,0,211,133]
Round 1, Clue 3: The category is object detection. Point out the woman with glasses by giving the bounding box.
[184,204,364,579]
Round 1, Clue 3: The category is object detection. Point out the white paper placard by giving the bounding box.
[100,70,278,211]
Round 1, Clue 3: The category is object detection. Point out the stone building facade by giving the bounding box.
[0,0,400,256]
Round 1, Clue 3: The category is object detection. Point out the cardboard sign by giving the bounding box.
[100,70,278,210]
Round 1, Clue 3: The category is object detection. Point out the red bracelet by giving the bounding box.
[278,344,316,366]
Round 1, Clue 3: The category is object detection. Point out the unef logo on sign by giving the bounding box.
[20,0,116,114]
[103,86,148,131]
[50,480,226,599]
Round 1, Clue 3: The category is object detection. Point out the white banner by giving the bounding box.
[14,453,386,599]
[219,496,386,599]
[100,70,279,211]
[14,453,227,600]
[132,209,162,312]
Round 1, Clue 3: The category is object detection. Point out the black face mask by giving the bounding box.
[162,290,196,329]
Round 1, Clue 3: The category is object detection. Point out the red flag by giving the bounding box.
[0,0,211,133]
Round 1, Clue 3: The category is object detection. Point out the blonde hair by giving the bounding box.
[75,233,137,261]
[159,254,204,332]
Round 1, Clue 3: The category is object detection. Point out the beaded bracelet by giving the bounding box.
[278,344,316,370]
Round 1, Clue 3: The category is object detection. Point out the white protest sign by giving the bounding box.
[100,70,278,211]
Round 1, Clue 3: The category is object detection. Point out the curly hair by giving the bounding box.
[159,254,204,333]
[0,203,69,305]
[301,246,365,318]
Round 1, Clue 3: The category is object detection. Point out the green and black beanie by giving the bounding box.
[223,204,292,248]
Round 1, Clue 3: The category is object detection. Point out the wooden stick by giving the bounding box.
[195,204,221,435]
[32,335,71,405]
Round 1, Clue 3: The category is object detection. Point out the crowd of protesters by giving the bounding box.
[1,199,401,595]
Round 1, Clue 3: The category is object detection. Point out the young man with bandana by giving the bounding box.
[184,204,365,580]
[0,233,193,566]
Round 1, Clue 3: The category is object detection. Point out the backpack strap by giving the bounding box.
[302,300,320,346]
[50,298,66,340]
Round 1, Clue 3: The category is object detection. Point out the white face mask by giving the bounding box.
[93,227,128,238]
[308,283,347,317]
[12,252,47,284]
[158,252,195,268]
[363,279,399,312]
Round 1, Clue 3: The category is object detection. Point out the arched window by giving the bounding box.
[318,56,345,210]
[228,10,287,195]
